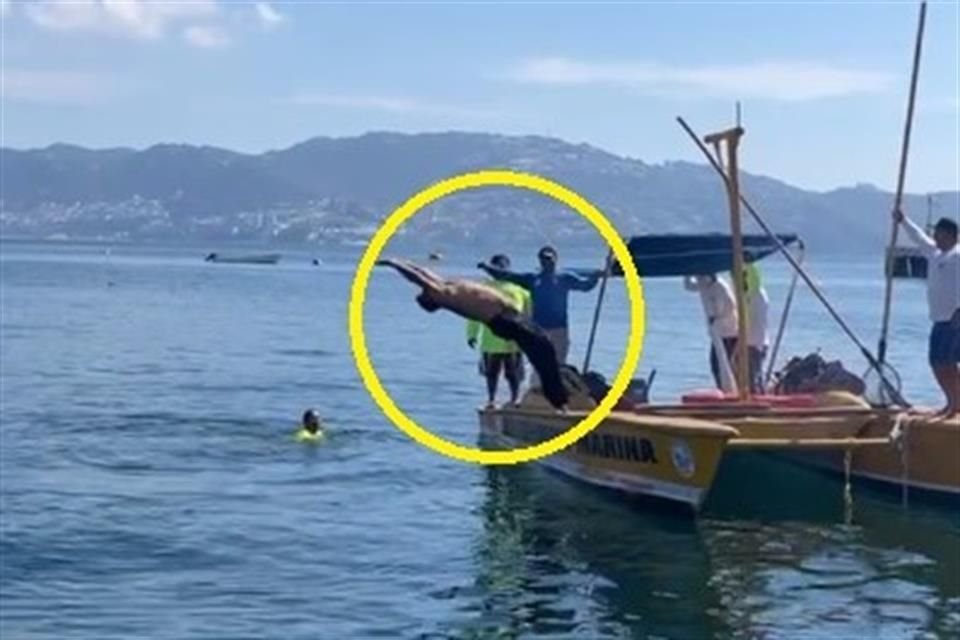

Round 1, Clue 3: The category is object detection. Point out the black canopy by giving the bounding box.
[608,233,798,278]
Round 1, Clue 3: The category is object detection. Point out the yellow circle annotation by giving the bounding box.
[348,169,645,465]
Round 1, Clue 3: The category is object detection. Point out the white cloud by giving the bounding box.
[25,0,219,41]
[2,69,116,104]
[287,93,499,119]
[21,1,284,48]
[254,2,284,30]
[506,57,893,101]
[183,25,229,49]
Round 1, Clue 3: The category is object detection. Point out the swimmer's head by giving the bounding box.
[302,409,321,433]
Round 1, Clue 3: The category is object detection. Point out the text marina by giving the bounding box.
[503,420,658,464]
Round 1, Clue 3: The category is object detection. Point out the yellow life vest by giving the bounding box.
[294,428,325,443]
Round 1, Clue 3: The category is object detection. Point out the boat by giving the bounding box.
[478,120,958,512]
[889,246,928,279]
[642,399,959,502]
[477,230,908,512]
[479,221,957,510]
[428,251,444,262]
[888,195,938,280]
[480,4,960,511]
[481,386,957,512]
[480,395,738,509]
[204,252,281,265]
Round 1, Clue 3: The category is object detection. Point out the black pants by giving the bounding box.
[709,337,738,390]
[487,311,568,408]
[748,346,766,394]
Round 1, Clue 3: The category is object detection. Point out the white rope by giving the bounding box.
[889,412,911,508]
[843,448,854,525]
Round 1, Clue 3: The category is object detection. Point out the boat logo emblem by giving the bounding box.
[670,440,696,478]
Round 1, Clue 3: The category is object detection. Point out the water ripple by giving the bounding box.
[1,246,955,640]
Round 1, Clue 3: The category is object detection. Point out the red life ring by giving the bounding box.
[681,390,817,407]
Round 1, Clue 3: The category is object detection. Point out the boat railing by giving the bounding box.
[726,436,892,450]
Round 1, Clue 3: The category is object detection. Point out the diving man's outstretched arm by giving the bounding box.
[376,258,443,290]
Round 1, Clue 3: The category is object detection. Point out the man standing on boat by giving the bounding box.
[477,245,601,366]
[684,274,739,391]
[467,254,532,407]
[744,263,770,393]
[894,210,960,415]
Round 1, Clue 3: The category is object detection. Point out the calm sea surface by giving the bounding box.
[1,241,957,639]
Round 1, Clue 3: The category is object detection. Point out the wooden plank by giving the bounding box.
[488,407,741,438]
[728,437,891,450]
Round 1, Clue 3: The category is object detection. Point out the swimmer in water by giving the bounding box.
[295,409,325,442]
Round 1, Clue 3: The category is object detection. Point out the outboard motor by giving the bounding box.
[579,369,656,406]
[627,369,656,405]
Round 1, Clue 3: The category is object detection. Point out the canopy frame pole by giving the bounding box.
[764,239,805,388]
[582,250,613,374]
[879,0,927,364]
[676,117,910,409]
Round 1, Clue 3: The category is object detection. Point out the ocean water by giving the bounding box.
[1,241,957,640]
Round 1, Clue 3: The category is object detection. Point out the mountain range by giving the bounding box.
[2,131,956,255]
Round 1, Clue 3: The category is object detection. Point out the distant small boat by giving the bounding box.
[889,194,938,280]
[428,252,443,261]
[888,246,927,279]
[204,252,281,265]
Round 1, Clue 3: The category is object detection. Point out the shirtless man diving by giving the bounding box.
[376,258,569,409]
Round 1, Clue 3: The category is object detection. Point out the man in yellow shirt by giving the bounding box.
[467,254,532,407]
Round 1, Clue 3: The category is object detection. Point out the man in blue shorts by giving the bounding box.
[895,210,960,415]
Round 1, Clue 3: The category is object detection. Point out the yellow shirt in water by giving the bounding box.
[294,428,325,443]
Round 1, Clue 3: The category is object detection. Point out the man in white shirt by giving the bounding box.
[743,263,770,394]
[895,210,960,415]
[685,274,739,390]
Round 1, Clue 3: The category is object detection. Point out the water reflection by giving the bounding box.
[431,465,720,638]
[442,461,960,639]
[698,514,959,639]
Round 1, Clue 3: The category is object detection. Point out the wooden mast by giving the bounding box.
[704,125,750,400]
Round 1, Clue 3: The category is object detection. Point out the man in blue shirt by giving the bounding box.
[478,245,601,366]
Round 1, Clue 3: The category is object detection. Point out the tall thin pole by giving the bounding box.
[727,133,750,400]
[705,126,750,400]
[765,240,805,388]
[879,0,927,364]
[582,251,613,374]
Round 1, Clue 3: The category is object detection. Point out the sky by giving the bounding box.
[1,0,958,193]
